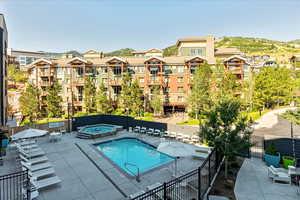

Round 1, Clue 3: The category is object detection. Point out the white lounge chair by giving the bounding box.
[18,146,43,153]
[140,127,147,134]
[153,129,161,137]
[17,140,36,146]
[191,135,200,143]
[133,126,141,133]
[176,133,184,141]
[19,149,45,158]
[16,143,39,150]
[28,168,55,179]
[168,132,177,139]
[268,165,291,184]
[182,135,191,143]
[21,161,52,172]
[146,128,154,135]
[129,190,145,199]
[19,154,48,165]
[31,176,61,190]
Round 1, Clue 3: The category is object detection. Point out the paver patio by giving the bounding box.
[235,158,299,200]
[1,130,204,200]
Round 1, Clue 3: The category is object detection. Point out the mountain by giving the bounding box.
[104,48,135,57]
[162,37,300,57]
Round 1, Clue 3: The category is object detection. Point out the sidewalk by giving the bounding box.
[234,158,299,200]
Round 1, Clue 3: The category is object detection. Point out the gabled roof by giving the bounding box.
[176,36,209,47]
[31,58,52,65]
[146,48,163,53]
[144,56,165,63]
[224,55,250,65]
[67,57,88,64]
[84,50,99,55]
[185,56,207,62]
[106,56,126,63]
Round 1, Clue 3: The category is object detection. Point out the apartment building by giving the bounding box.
[0,14,8,126]
[224,55,251,80]
[27,35,246,114]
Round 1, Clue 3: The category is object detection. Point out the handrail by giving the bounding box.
[124,162,140,182]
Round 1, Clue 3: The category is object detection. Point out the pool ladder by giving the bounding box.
[124,162,140,182]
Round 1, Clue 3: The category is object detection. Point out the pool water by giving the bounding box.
[81,126,115,135]
[96,138,175,175]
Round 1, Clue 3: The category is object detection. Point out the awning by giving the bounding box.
[12,128,48,140]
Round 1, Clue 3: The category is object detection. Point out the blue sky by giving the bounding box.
[1,0,300,53]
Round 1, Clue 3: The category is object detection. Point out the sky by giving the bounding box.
[1,0,300,53]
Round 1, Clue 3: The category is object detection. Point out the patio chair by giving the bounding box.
[146,128,154,135]
[176,133,184,141]
[153,129,161,137]
[267,165,291,184]
[28,167,55,179]
[140,127,147,134]
[19,149,45,158]
[16,143,39,150]
[168,132,177,139]
[31,176,61,190]
[182,135,191,143]
[21,161,52,172]
[17,140,36,147]
[19,154,48,165]
[129,190,145,199]
[191,135,199,144]
[133,126,141,133]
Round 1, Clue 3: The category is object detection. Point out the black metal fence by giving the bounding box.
[132,149,223,200]
[72,114,167,131]
[0,170,30,200]
[250,135,265,158]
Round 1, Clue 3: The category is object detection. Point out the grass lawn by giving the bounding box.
[177,119,200,125]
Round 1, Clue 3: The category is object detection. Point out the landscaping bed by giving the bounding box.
[209,158,244,200]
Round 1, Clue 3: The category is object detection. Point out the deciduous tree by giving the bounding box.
[45,81,63,118]
[84,75,96,113]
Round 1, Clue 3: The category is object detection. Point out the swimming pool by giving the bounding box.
[95,138,175,176]
[77,124,122,139]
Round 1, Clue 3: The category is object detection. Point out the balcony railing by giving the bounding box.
[39,71,54,77]
[40,81,53,87]
[110,77,122,85]
[72,77,84,85]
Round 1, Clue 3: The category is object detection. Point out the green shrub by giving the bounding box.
[265,143,278,156]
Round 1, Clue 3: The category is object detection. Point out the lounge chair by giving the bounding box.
[182,135,191,143]
[192,151,209,160]
[268,165,291,184]
[17,145,43,153]
[16,143,39,150]
[153,129,161,137]
[19,154,48,165]
[21,161,52,172]
[147,128,154,135]
[140,127,147,134]
[31,176,61,190]
[168,132,177,139]
[176,133,184,141]
[191,135,200,143]
[28,167,55,179]
[129,190,145,199]
[19,149,45,158]
[133,126,141,133]
[17,140,36,146]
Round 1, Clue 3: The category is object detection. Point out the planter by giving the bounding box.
[282,156,295,169]
[264,152,280,167]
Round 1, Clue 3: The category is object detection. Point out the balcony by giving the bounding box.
[73,96,83,106]
[110,77,122,86]
[39,71,54,77]
[40,81,53,87]
[72,77,84,85]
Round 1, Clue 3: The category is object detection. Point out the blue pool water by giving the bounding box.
[96,138,175,175]
[81,125,115,135]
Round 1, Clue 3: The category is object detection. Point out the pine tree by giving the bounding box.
[150,86,162,116]
[118,72,132,114]
[84,75,96,113]
[188,63,213,119]
[19,83,41,122]
[45,81,63,118]
[130,80,144,116]
[96,83,113,114]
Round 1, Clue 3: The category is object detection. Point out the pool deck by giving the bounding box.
[1,130,204,200]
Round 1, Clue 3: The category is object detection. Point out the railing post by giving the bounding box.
[208,153,211,186]
[163,182,167,200]
[198,167,202,200]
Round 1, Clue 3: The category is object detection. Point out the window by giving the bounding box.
[177,96,184,102]
[177,86,184,93]
[177,77,183,83]
[56,67,63,75]
[164,66,172,74]
[149,66,159,75]
[177,66,184,73]
[139,77,144,83]
[164,87,170,93]
[113,66,122,75]
[164,77,170,83]
[190,48,206,56]
[137,66,145,73]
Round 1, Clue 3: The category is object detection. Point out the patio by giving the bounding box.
[1,130,204,200]
[235,158,299,200]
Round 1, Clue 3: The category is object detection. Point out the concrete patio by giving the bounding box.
[1,130,204,200]
[235,158,299,200]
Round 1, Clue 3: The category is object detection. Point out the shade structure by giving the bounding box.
[12,128,48,140]
[157,141,196,176]
[157,141,195,157]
